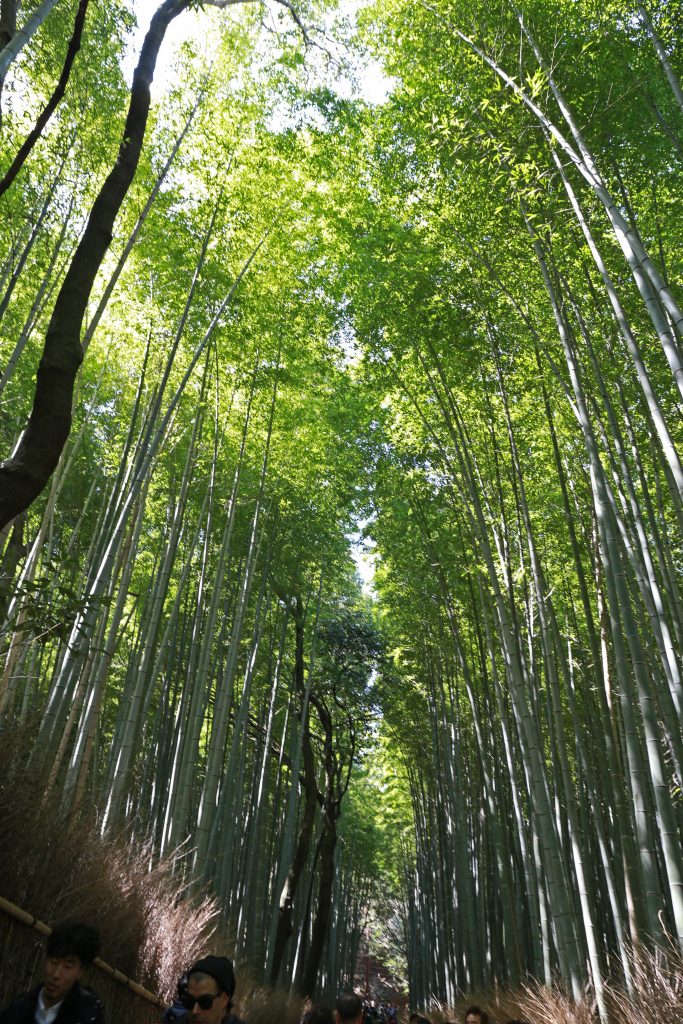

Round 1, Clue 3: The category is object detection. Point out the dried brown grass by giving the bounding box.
[0,721,308,1024]
[603,942,683,1024]
[0,721,223,1012]
[238,986,304,1024]
[422,944,683,1024]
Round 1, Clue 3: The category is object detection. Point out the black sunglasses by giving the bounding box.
[179,993,222,1011]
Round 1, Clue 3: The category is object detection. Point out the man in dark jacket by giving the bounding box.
[0,920,103,1024]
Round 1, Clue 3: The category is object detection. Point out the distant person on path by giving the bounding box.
[0,920,102,1024]
[335,993,363,1024]
[171,957,242,1024]
[465,1008,488,1024]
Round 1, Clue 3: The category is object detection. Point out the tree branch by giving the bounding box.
[0,0,90,198]
[0,0,191,530]
[203,0,311,45]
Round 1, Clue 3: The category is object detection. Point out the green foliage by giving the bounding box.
[1,0,683,1006]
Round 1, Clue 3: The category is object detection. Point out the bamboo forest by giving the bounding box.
[1,0,683,1020]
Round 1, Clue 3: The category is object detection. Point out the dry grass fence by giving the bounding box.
[418,942,683,1024]
[0,722,305,1024]
[0,901,162,1024]
[0,721,222,1023]
[0,892,305,1024]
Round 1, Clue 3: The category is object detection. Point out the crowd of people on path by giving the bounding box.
[301,1000,528,1024]
[302,998,528,1024]
[408,1007,527,1024]
[459,1007,527,1024]
[301,993,401,1024]
[360,1000,398,1024]
[0,919,528,1024]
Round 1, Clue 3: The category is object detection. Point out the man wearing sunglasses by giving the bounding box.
[175,957,241,1024]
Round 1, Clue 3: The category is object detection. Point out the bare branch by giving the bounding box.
[202,0,312,46]
[0,0,90,198]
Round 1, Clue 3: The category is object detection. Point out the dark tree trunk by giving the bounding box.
[0,0,90,198]
[0,511,25,621]
[300,808,338,996]
[0,0,16,49]
[270,604,320,986]
[0,0,190,531]
[300,690,347,996]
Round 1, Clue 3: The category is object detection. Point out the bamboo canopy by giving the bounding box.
[0,0,682,1015]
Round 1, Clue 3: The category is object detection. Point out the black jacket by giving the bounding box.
[0,983,103,1024]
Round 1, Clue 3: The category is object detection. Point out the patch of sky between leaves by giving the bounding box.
[128,2,384,596]
[129,0,393,109]
[349,522,377,596]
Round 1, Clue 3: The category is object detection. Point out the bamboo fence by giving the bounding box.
[0,896,164,1024]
